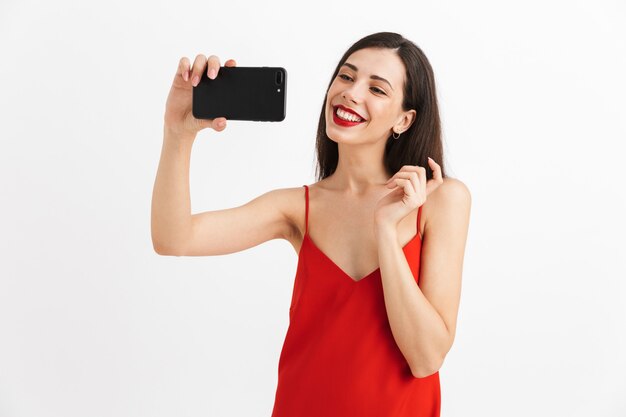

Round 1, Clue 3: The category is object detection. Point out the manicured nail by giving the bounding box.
[209,68,217,79]
[192,75,200,86]
[183,70,188,82]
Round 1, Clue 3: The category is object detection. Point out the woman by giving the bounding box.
[152,31,471,417]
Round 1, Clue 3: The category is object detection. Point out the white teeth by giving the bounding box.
[336,107,363,122]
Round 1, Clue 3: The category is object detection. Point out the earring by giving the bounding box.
[392,131,401,140]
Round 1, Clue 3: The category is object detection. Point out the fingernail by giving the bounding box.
[183,70,188,81]
[218,120,226,127]
[192,75,200,86]
[209,68,217,79]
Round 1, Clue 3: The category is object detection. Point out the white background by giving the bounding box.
[1,0,625,416]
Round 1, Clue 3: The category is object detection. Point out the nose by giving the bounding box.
[342,84,362,104]
[342,91,358,104]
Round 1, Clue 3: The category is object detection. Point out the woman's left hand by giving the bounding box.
[374,157,443,230]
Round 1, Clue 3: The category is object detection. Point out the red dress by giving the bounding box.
[270,185,441,417]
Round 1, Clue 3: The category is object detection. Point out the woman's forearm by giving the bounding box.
[376,225,450,378]
[150,126,196,255]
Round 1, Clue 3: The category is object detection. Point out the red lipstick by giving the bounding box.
[332,105,366,127]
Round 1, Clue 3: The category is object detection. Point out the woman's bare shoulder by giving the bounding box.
[423,176,471,220]
[429,177,471,204]
[266,184,316,242]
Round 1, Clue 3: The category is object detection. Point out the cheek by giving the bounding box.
[369,105,392,123]
[327,84,339,98]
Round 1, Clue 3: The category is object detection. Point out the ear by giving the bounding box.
[394,109,417,134]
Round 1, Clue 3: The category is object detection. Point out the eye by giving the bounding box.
[338,74,386,95]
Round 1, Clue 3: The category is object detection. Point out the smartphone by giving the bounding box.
[192,66,287,122]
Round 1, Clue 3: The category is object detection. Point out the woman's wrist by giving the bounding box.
[163,124,196,145]
[374,222,398,243]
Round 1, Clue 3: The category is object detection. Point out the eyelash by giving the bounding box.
[338,74,386,95]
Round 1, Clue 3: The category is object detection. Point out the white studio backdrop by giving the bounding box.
[1,0,625,416]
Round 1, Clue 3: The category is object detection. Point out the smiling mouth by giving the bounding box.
[332,105,366,123]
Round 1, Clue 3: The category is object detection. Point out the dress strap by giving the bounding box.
[417,205,422,238]
[302,185,309,235]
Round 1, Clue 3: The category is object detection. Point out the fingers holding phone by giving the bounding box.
[164,54,237,137]
[191,55,236,85]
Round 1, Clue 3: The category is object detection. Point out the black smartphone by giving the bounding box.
[192,66,287,122]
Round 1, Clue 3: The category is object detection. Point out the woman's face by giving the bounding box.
[325,47,415,144]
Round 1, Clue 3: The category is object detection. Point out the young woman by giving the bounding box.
[152,32,471,417]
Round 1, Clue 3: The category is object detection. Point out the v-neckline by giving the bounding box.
[302,231,421,283]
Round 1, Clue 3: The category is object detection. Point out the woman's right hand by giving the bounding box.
[164,54,236,138]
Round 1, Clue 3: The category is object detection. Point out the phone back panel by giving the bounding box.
[192,66,287,122]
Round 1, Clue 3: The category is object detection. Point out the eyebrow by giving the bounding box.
[341,62,394,91]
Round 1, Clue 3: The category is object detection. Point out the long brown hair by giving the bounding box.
[314,31,446,181]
